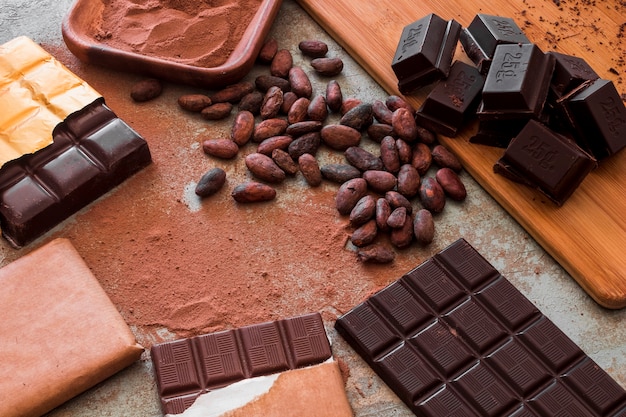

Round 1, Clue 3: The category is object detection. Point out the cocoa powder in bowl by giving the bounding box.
[93,0,264,68]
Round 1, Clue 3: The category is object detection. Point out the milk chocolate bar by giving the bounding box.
[0,98,151,247]
[335,238,626,416]
[460,14,530,74]
[151,312,332,414]
[392,13,461,94]
[415,61,484,137]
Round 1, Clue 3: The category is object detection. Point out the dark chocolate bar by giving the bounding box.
[335,238,626,416]
[560,78,626,160]
[415,61,484,137]
[494,119,596,205]
[151,312,332,414]
[460,14,530,74]
[481,43,554,118]
[392,13,461,94]
[0,98,151,247]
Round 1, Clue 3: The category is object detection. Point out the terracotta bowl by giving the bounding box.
[62,0,283,88]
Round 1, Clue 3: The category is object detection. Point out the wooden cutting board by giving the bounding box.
[296,0,626,308]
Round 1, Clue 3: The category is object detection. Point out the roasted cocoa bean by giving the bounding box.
[413,209,435,244]
[340,103,374,131]
[253,118,289,143]
[335,177,368,215]
[257,135,293,156]
[307,94,329,122]
[392,107,418,142]
[195,167,226,198]
[375,197,392,232]
[320,164,362,184]
[210,81,255,103]
[340,98,362,115]
[298,40,328,58]
[281,91,298,114]
[298,153,322,187]
[270,48,293,78]
[385,95,415,114]
[432,144,463,172]
[436,168,467,201]
[390,213,414,248]
[349,195,376,227]
[177,94,211,112]
[201,102,233,120]
[344,146,383,171]
[202,139,239,159]
[356,244,395,263]
[416,125,437,145]
[385,190,412,213]
[411,142,432,175]
[396,139,412,164]
[288,132,321,160]
[321,124,361,151]
[238,91,264,115]
[285,120,323,137]
[350,219,378,247]
[362,170,397,194]
[372,99,394,125]
[130,78,162,102]
[311,57,344,76]
[258,37,278,64]
[288,66,313,98]
[272,149,299,175]
[255,75,291,93]
[231,110,255,146]
[366,123,394,143]
[396,164,420,198]
[260,86,284,120]
[287,97,311,124]
[380,136,400,173]
[245,153,286,183]
[387,206,407,229]
[325,80,343,113]
[419,177,446,213]
[232,182,276,203]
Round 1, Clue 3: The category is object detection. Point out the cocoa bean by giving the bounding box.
[432,144,463,172]
[177,94,211,112]
[289,66,313,98]
[335,177,368,215]
[372,99,394,125]
[255,75,291,93]
[231,110,255,146]
[195,167,226,198]
[390,213,414,248]
[419,177,446,213]
[270,48,293,78]
[436,168,467,201]
[350,219,378,247]
[321,124,361,151]
[288,132,321,160]
[238,91,264,115]
[201,102,233,120]
[411,142,432,175]
[307,94,329,122]
[356,244,395,263]
[272,149,299,175]
[396,164,420,198]
[366,123,394,143]
[340,103,374,131]
[380,136,400,173]
[232,182,276,203]
[392,107,418,142]
[375,198,392,232]
[311,57,344,76]
[416,125,437,145]
[298,40,328,58]
[245,153,286,183]
[413,208,435,245]
[257,135,293,156]
[253,118,289,143]
[362,170,397,194]
[385,95,415,114]
[325,80,343,113]
[340,98,362,115]
[202,139,239,159]
[385,190,412,213]
[320,164,362,184]
[344,146,383,171]
[349,195,376,227]
[285,120,323,137]
[287,97,311,124]
[396,139,412,164]
[258,37,278,64]
[281,91,298,114]
[210,81,255,103]
[130,78,162,102]
[260,86,284,120]
[387,206,407,229]
[298,153,322,187]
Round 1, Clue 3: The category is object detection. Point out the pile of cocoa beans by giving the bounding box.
[131,39,468,263]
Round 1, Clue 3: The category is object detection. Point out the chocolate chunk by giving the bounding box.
[460,14,530,74]
[391,13,461,94]
[151,312,332,415]
[548,51,599,98]
[0,99,152,247]
[415,61,485,136]
[470,117,529,148]
[335,238,626,416]
[494,119,596,205]
[481,43,555,118]
[560,78,626,160]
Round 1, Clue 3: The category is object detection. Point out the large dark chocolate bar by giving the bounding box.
[0,98,151,247]
[415,61,484,137]
[151,312,332,414]
[460,14,530,74]
[335,238,626,416]
[391,13,461,94]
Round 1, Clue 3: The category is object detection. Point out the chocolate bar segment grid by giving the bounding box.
[335,238,626,416]
[151,312,332,414]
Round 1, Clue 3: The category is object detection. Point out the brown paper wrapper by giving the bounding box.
[0,238,144,417]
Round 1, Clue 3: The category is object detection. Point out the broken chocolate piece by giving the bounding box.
[548,51,599,98]
[335,238,626,416]
[391,13,461,94]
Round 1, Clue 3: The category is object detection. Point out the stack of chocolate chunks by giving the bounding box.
[392,13,626,205]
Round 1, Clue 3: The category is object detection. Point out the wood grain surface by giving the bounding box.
[296,0,626,308]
